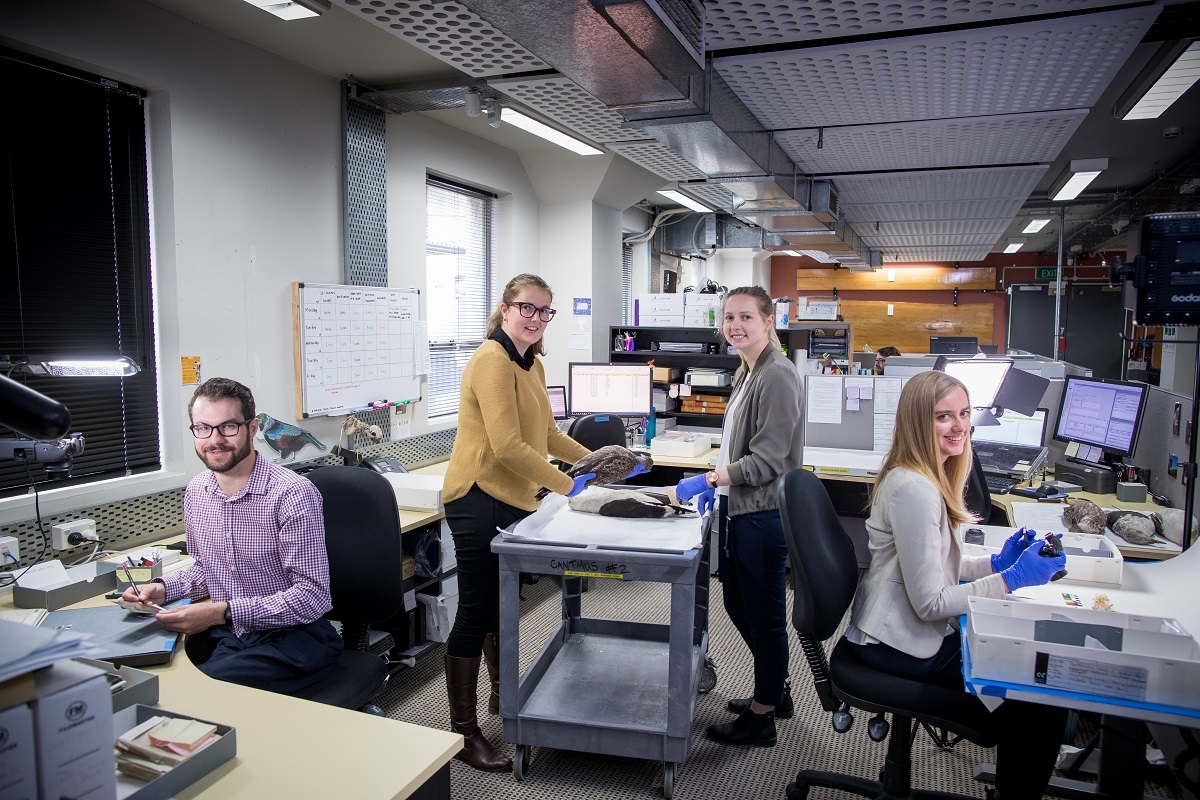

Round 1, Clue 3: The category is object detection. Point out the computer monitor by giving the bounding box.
[978,343,999,355]
[929,336,979,355]
[546,385,568,420]
[1053,376,1148,462]
[971,408,1048,446]
[567,363,653,418]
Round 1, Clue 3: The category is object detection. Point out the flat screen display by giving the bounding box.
[1053,377,1148,460]
[546,385,568,420]
[929,336,979,355]
[568,363,652,418]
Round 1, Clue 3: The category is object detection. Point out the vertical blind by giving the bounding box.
[425,177,496,418]
[0,50,159,498]
[621,243,634,324]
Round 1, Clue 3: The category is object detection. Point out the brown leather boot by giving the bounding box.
[445,654,512,771]
[482,633,500,715]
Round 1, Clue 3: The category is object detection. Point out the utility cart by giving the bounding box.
[492,505,712,799]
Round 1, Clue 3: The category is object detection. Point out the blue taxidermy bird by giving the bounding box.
[256,413,326,460]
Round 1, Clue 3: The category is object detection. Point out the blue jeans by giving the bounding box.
[718,499,790,708]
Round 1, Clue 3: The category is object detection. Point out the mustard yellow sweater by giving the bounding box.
[443,340,591,511]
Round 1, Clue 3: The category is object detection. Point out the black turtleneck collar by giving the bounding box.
[489,328,535,371]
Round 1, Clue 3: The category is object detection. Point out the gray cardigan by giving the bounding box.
[723,345,805,517]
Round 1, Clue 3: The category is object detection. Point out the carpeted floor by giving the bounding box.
[375,576,1185,800]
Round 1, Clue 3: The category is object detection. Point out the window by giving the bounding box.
[621,243,634,324]
[0,49,159,499]
[425,177,496,418]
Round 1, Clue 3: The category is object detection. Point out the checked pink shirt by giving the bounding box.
[161,452,332,638]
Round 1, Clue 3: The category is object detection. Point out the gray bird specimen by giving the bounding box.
[1061,497,1106,534]
[1151,508,1198,547]
[568,487,695,518]
[535,445,653,500]
[1106,510,1158,545]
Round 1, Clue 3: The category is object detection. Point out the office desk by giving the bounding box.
[993,491,1180,560]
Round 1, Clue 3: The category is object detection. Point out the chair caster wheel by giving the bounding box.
[359,703,385,715]
[786,780,811,800]
[868,713,889,742]
[832,709,853,733]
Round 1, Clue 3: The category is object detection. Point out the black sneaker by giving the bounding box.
[706,708,776,747]
[726,683,794,719]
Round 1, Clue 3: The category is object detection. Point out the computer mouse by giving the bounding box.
[1035,483,1058,497]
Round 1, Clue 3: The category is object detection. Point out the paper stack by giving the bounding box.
[115,715,221,781]
[0,619,99,684]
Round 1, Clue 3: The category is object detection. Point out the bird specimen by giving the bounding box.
[1105,510,1157,545]
[534,445,652,500]
[256,413,326,460]
[1151,508,1198,547]
[1060,497,1106,534]
[568,487,696,518]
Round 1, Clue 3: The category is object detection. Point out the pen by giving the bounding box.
[122,563,146,603]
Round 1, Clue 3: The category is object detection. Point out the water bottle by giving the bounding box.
[646,406,657,444]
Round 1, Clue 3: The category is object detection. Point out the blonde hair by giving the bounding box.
[719,286,781,370]
[872,370,977,529]
[486,273,553,357]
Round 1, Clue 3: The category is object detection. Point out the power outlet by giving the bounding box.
[0,535,18,567]
[51,519,97,551]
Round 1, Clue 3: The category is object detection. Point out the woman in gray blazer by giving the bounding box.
[676,286,803,748]
[845,369,1067,800]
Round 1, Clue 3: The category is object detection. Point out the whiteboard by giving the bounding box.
[292,282,426,418]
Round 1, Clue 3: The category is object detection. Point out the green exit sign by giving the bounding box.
[1035,268,1058,280]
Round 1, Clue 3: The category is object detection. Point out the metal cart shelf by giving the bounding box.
[492,533,711,798]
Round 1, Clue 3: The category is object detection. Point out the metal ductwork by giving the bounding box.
[655,213,790,257]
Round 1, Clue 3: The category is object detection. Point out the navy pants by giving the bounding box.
[849,632,1068,800]
[718,499,790,708]
[185,618,342,694]
[444,484,531,658]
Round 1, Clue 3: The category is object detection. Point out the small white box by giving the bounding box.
[684,293,721,308]
[416,592,460,644]
[31,660,115,800]
[967,596,1200,707]
[683,308,716,327]
[637,314,684,327]
[650,431,711,458]
[796,297,839,320]
[0,702,37,800]
[380,472,444,511]
[439,520,456,572]
[962,529,1123,585]
[636,293,685,315]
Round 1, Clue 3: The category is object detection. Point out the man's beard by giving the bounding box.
[197,435,253,473]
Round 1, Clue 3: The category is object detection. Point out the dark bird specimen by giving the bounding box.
[1106,510,1158,545]
[256,413,326,460]
[1061,497,1106,534]
[568,487,696,518]
[535,445,652,500]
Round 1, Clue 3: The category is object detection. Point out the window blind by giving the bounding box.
[621,243,634,324]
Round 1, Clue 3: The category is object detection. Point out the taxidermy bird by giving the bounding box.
[535,445,653,500]
[256,413,326,460]
[1152,508,1198,547]
[1106,510,1158,545]
[1061,497,1106,534]
[568,487,696,519]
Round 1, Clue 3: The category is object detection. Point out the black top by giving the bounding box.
[489,328,535,371]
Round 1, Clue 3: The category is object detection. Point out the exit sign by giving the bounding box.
[1035,268,1058,280]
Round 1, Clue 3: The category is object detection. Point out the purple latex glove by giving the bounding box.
[990,527,1037,573]
[565,472,596,498]
[675,473,709,503]
[1000,538,1067,591]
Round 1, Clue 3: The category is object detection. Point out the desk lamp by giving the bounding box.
[935,354,1049,427]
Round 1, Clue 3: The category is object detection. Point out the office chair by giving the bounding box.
[565,413,627,451]
[778,468,997,800]
[292,466,408,712]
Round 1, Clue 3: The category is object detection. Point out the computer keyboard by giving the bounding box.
[984,474,1020,494]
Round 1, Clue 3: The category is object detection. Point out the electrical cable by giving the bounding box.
[623,208,690,244]
[0,461,51,587]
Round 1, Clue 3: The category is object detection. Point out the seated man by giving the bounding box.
[122,377,341,693]
[873,345,902,375]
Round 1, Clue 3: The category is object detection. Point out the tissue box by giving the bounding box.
[966,596,1200,707]
[650,431,711,458]
[380,472,444,511]
[962,529,1123,585]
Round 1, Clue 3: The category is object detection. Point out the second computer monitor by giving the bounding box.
[1053,376,1148,462]
[546,385,568,420]
[929,336,979,355]
[567,363,653,418]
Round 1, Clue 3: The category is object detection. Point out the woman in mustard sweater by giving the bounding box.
[440,273,593,771]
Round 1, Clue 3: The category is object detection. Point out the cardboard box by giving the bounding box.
[31,659,115,800]
[649,431,711,458]
[966,596,1200,707]
[113,563,163,588]
[13,562,120,611]
[380,472,444,511]
[651,366,681,382]
[961,529,1123,585]
[112,705,236,800]
[0,702,37,800]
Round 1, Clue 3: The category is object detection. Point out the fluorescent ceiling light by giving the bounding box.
[1003,239,1025,254]
[1022,218,1051,234]
[657,191,711,212]
[1117,41,1200,120]
[775,250,802,257]
[502,109,603,156]
[242,0,329,19]
[1050,158,1108,201]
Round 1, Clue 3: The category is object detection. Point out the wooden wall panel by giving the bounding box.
[795,266,996,292]
[837,299,994,354]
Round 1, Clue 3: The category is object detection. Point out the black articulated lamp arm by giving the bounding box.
[0,374,71,440]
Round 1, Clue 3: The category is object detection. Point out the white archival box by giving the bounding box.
[650,431,711,458]
[966,596,1200,707]
[380,472,444,511]
[961,527,1123,585]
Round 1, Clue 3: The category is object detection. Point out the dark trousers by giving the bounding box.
[185,618,342,694]
[444,484,531,658]
[717,499,790,708]
[849,632,1068,800]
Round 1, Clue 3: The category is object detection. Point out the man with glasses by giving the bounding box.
[121,377,341,693]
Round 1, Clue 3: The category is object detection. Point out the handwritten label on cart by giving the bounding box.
[551,558,628,579]
[564,570,625,580]
[1034,652,1148,702]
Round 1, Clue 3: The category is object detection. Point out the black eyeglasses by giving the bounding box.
[511,302,557,322]
[190,419,252,439]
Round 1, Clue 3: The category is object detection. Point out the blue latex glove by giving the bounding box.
[621,460,650,480]
[695,487,716,515]
[565,473,596,498]
[1000,537,1067,591]
[990,527,1037,573]
[675,473,710,503]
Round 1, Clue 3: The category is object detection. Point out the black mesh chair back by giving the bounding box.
[566,414,627,450]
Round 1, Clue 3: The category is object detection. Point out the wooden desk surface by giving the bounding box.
[990,490,1178,560]
[650,448,718,470]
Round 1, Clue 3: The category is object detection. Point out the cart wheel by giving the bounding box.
[698,658,717,694]
[513,744,531,781]
[663,762,675,799]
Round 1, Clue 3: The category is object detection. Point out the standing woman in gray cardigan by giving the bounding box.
[675,286,803,747]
